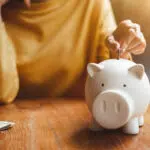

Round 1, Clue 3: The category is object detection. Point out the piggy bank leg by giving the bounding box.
[89,118,104,131]
[138,116,144,127]
[123,117,139,134]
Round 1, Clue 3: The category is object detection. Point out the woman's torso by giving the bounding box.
[2,0,103,97]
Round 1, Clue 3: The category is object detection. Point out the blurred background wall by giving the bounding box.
[111,0,150,77]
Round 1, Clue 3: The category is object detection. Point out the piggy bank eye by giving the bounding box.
[101,83,104,87]
[123,84,127,87]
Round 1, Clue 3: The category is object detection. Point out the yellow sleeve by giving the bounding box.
[96,0,117,62]
[0,22,19,104]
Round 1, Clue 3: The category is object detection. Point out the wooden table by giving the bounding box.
[0,98,150,150]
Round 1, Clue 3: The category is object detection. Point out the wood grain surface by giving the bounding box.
[0,98,150,150]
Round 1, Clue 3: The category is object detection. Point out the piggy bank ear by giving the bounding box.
[87,63,104,77]
[128,64,145,79]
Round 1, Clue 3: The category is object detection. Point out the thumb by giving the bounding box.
[105,35,120,52]
[120,51,130,59]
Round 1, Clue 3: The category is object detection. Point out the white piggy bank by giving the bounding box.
[85,59,150,134]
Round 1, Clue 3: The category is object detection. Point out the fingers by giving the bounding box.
[118,20,146,54]
[126,42,146,55]
[0,0,9,6]
[126,28,146,54]
[120,51,130,59]
[106,20,146,57]
[24,0,31,8]
[119,20,132,28]
[115,20,139,52]
[105,35,120,52]
[126,29,140,50]
[120,20,140,31]
[119,28,135,52]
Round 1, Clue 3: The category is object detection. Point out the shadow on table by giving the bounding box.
[70,127,139,150]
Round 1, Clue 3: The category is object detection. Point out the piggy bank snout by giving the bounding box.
[92,90,133,129]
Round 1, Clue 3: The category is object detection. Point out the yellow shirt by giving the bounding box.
[0,0,116,103]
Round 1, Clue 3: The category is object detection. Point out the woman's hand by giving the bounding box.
[105,20,146,59]
[24,0,31,8]
[0,0,9,21]
[0,0,31,20]
[0,0,31,8]
[0,0,8,6]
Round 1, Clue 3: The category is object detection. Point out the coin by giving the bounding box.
[0,121,15,131]
[117,48,120,60]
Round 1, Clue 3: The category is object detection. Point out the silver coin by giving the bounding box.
[0,121,15,131]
